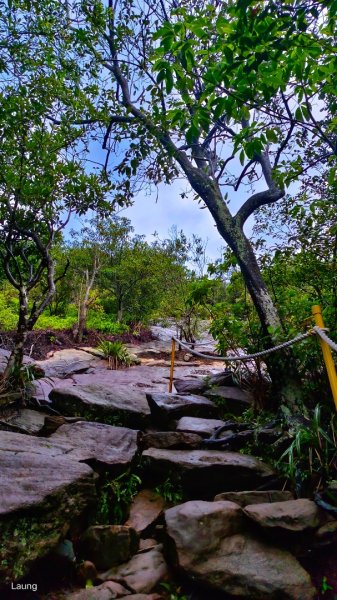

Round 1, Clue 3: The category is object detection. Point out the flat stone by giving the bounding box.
[100,545,168,593]
[214,490,294,506]
[36,348,103,378]
[176,416,225,437]
[49,422,138,474]
[141,431,202,450]
[0,348,36,375]
[125,490,166,535]
[244,499,324,532]
[205,386,252,414]
[50,383,150,428]
[165,500,315,600]
[0,409,48,435]
[174,378,208,395]
[146,392,218,424]
[207,371,235,386]
[79,525,139,570]
[142,449,275,498]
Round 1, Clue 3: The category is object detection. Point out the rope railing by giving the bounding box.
[169,305,337,410]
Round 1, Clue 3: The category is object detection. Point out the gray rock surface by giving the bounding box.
[0,409,48,435]
[100,544,168,593]
[142,449,275,497]
[176,416,225,437]
[65,581,131,599]
[165,500,315,600]
[146,392,218,424]
[36,348,103,378]
[174,378,208,395]
[244,499,324,532]
[49,422,138,473]
[50,383,150,428]
[205,386,252,414]
[141,430,202,450]
[214,490,294,506]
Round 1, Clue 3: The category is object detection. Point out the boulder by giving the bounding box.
[36,348,103,378]
[0,409,48,435]
[49,422,138,474]
[206,371,236,386]
[244,499,325,532]
[165,500,315,600]
[146,393,218,424]
[79,525,139,570]
[125,490,166,535]
[141,449,275,498]
[214,490,294,506]
[141,431,202,450]
[50,383,151,428]
[100,544,168,593]
[176,416,226,437]
[0,437,96,584]
[174,378,208,395]
[205,386,252,414]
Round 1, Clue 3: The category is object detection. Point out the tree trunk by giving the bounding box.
[2,287,29,393]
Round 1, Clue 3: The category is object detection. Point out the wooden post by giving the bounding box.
[312,305,337,411]
[169,338,176,393]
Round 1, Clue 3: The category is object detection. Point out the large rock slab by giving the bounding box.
[50,383,150,428]
[49,422,139,473]
[0,439,96,584]
[214,490,294,506]
[36,348,103,378]
[176,416,226,437]
[205,386,252,414]
[100,544,168,593]
[244,499,324,532]
[165,500,315,600]
[146,392,218,424]
[141,449,275,498]
[141,431,202,450]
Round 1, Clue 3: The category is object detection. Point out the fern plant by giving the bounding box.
[98,340,132,370]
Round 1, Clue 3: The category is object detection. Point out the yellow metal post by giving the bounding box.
[169,338,176,393]
[312,305,337,410]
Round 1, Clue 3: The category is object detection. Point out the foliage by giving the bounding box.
[278,405,337,494]
[96,472,142,525]
[98,340,132,369]
[160,582,188,600]
[155,477,184,505]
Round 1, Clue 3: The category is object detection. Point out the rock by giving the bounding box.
[206,370,236,386]
[174,378,208,395]
[49,422,138,474]
[256,427,283,444]
[205,386,252,414]
[313,520,337,546]
[36,348,103,378]
[66,581,131,599]
[176,416,226,437]
[214,490,294,506]
[141,431,202,450]
[165,500,244,558]
[141,449,275,498]
[146,392,218,424]
[100,544,168,593]
[79,525,139,570]
[139,539,158,553]
[31,376,74,404]
[50,383,150,428]
[39,415,86,436]
[0,409,48,435]
[76,560,98,586]
[125,490,166,535]
[0,348,36,376]
[165,500,315,600]
[244,499,324,532]
[0,432,96,584]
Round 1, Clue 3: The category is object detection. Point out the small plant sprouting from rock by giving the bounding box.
[98,340,132,370]
[155,477,184,505]
[160,582,188,600]
[96,471,141,524]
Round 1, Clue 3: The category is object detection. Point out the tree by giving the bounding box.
[60,0,336,407]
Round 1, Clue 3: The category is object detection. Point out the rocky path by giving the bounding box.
[0,340,335,599]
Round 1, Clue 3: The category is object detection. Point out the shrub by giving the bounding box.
[98,340,132,369]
